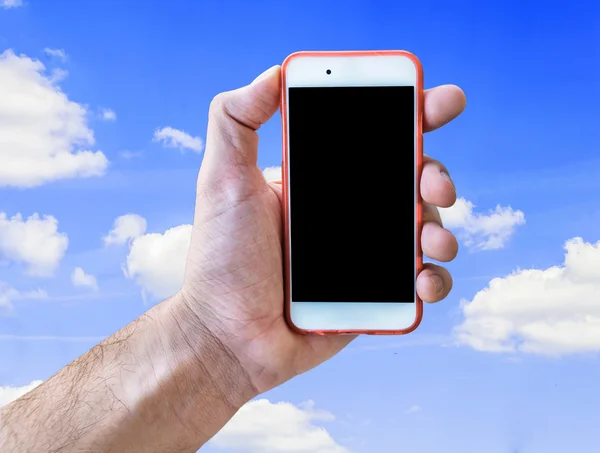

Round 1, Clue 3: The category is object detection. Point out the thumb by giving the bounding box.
[202,65,281,171]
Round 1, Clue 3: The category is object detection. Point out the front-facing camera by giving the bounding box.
[326,69,331,75]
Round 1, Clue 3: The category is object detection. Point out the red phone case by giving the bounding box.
[281,50,424,336]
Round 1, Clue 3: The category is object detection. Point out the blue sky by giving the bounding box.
[1,0,600,452]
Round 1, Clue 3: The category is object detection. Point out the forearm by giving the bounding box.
[0,294,258,453]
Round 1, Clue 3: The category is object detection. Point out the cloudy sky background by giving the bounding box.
[1,1,600,452]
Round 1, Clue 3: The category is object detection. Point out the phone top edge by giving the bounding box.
[282,51,421,89]
[282,50,422,75]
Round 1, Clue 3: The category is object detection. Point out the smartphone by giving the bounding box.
[281,50,424,335]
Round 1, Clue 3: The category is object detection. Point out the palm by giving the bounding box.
[185,165,351,392]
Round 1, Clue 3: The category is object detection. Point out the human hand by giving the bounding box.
[178,65,466,396]
[0,64,465,453]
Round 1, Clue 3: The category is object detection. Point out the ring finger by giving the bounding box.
[421,203,458,262]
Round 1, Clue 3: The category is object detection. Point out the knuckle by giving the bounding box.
[209,92,227,117]
[423,204,443,226]
[434,206,443,227]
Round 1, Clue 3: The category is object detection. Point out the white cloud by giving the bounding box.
[0,212,68,276]
[0,284,15,310]
[153,127,203,153]
[0,380,43,407]
[0,282,47,313]
[43,48,67,62]
[211,399,348,453]
[455,237,600,357]
[49,68,68,83]
[119,151,142,159]
[1,0,23,9]
[0,49,108,188]
[405,405,422,414]
[439,197,525,251]
[99,108,116,121]
[263,166,282,182]
[124,224,192,299]
[104,214,147,246]
[71,267,98,291]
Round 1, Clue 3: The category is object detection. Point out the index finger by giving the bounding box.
[424,85,467,133]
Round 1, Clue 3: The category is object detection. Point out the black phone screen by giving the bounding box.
[288,86,416,303]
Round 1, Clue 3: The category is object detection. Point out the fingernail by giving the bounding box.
[251,65,279,85]
[441,170,454,188]
[428,274,444,296]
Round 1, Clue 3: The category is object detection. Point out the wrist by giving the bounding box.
[162,292,259,406]
[150,292,258,441]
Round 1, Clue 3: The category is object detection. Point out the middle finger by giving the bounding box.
[420,156,456,208]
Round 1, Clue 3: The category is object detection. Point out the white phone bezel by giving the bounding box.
[285,53,419,332]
